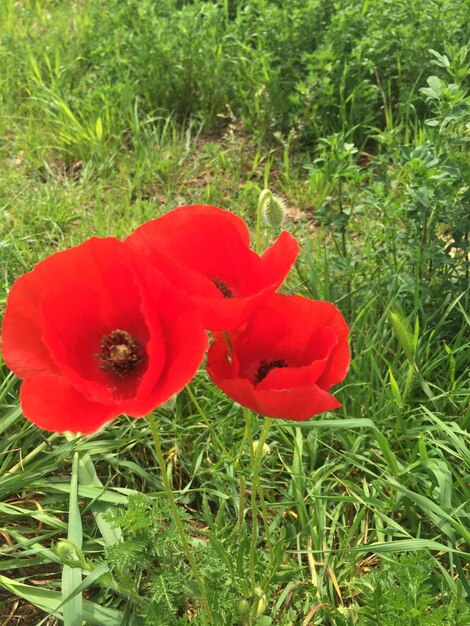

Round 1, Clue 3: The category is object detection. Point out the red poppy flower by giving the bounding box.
[126,205,300,331]
[1,238,208,434]
[206,294,350,420]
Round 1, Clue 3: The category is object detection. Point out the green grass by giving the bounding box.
[0,1,469,624]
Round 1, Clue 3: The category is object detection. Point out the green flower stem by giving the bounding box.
[238,474,246,544]
[147,412,214,625]
[236,408,253,543]
[242,408,274,560]
[255,189,272,254]
[246,411,273,595]
[236,406,253,468]
[258,480,273,560]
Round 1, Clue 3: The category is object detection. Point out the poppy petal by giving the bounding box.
[263,297,347,363]
[38,247,169,407]
[119,273,209,416]
[256,352,331,390]
[41,283,111,401]
[127,205,300,331]
[2,237,147,381]
[316,328,350,389]
[1,272,60,378]
[207,370,341,420]
[259,231,300,291]
[20,376,117,434]
[192,292,274,332]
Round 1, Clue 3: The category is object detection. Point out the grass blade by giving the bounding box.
[62,450,83,626]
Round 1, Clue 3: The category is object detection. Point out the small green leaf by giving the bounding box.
[427,75,443,96]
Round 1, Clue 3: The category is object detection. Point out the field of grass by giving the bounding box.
[0,1,469,624]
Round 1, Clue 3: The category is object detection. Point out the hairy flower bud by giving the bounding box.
[252,440,270,457]
[237,598,251,616]
[260,189,286,228]
[254,586,267,616]
[53,539,87,568]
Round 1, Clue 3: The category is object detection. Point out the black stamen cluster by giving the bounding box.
[213,277,233,299]
[99,330,146,377]
[256,358,288,384]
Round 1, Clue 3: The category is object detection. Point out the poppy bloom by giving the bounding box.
[1,238,208,434]
[126,205,300,331]
[206,294,350,420]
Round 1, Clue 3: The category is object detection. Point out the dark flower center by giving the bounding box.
[213,276,233,298]
[255,358,288,384]
[99,330,146,378]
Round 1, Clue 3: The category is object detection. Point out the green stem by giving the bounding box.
[235,406,252,467]
[7,433,59,474]
[147,413,214,624]
[255,189,271,254]
[247,412,272,612]
[238,475,246,544]
[258,482,273,561]
[239,411,273,558]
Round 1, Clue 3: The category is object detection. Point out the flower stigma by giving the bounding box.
[213,276,233,298]
[255,358,288,384]
[99,330,146,377]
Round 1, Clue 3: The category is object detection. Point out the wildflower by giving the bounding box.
[1,238,207,433]
[126,205,299,331]
[206,294,350,420]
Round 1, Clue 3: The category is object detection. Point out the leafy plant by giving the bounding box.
[356,554,470,626]
[103,494,237,625]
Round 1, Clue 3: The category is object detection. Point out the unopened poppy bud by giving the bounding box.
[254,586,267,616]
[237,598,251,616]
[53,539,86,568]
[260,189,286,228]
[337,605,359,620]
[252,440,270,457]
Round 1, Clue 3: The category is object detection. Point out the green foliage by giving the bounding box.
[356,554,470,626]
[300,45,469,321]
[105,494,186,616]
[1,0,469,158]
[103,494,236,625]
